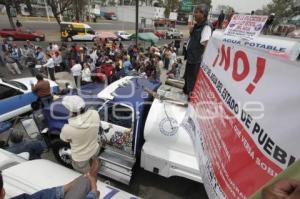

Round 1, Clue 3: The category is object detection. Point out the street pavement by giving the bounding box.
[0,15,190,42]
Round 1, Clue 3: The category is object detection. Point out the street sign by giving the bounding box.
[181,0,193,12]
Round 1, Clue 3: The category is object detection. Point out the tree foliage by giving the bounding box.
[0,0,16,28]
[263,0,300,24]
[164,0,179,18]
[47,0,73,24]
[192,0,211,9]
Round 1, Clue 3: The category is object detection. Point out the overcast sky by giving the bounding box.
[211,0,272,13]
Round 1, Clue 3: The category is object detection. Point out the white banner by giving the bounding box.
[224,15,268,39]
[184,33,300,198]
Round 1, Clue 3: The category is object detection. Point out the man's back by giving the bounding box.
[32,80,51,97]
[60,110,100,162]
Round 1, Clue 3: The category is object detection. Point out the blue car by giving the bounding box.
[0,78,59,122]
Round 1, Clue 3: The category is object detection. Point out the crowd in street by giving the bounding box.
[0,38,185,87]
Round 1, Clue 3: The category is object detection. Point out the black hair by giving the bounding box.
[36,73,44,81]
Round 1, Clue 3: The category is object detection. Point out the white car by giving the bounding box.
[0,78,59,122]
[0,149,137,199]
[115,31,132,41]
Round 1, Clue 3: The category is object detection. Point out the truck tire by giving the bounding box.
[7,36,14,41]
[35,37,41,42]
[52,139,73,168]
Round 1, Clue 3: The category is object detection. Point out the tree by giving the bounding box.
[0,0,16,28]
[47,0,73,24]
[263,0,299,24]
[25,0,33,16]
[192,0,211,8]
[164,0,179,18]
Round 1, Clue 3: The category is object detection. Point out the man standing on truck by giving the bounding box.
[183,4,212,98]
[60,95,101,174]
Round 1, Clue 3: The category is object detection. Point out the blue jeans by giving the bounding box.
[10,186,97,199]
[7,139,46,160]
[39,95,53,108]
[10,186,64,199]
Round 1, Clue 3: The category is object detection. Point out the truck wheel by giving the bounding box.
[67,37,73,42]
[35,37,41,42]
[52,139,73,168]
[7,36,14,41]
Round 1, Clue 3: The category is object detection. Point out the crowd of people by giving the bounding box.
[0,38,185,87]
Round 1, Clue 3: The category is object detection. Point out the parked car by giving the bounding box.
[273,24,297,36]
[166,28,183,39]
[287,29,300,39]
[104,12,117,20]
[60,22,97,42]
[138,28,165,39]
[0,149,137,199]
[115,31,132,41]
[0,78,59,122]
[0,28,45,41]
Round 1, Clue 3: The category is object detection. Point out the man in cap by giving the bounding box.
[60,95,101,174]
[183,4,212,98]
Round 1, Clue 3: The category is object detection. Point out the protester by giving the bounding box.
[11,43,23,70]
[26,53,37,76]
[3,51,21,75]
[43,53,56,81]
[82,63,93,85]
[60,95,101,174]
[71,60,82,87]
[7,130,46,160]
[123,56,132,76]
[53,51,62,72]
[263,13,275,35]
[16,19,22,28]
[0,159,100,199]
[36,47,46,65]
[217,10,225,29]
[31,73,53,107]
[183,4,212,97]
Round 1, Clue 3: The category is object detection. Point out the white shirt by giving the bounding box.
[71,63,82,76]
[53,55,62,66]
[187,25,212,47]
[200,25,212,44]
[82,68,92,82]
[43,58,55,68]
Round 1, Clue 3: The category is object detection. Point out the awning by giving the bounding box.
[130,32,159,44]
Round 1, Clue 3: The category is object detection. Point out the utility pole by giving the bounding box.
[135,0,139,46]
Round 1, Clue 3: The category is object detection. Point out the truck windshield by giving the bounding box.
[98,103,133,129]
